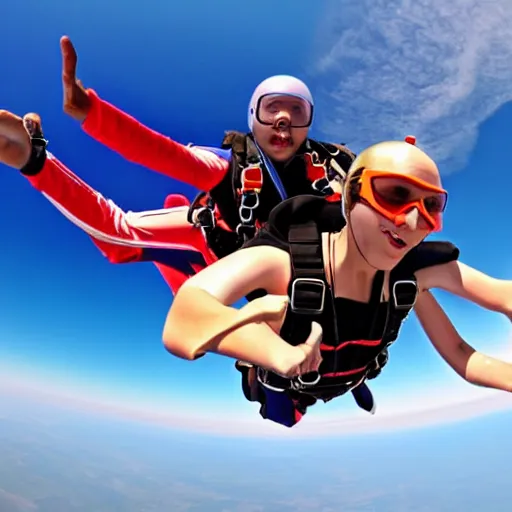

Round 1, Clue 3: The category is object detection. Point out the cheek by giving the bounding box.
[349,204,404,270]
[291,127,308,147]
[349,204,383,247]
[252,122,271,143]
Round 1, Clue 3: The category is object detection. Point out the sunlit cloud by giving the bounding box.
[2,344,512,439]
[309,0,512,173]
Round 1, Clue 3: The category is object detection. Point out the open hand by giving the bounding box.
[60,35,91,122]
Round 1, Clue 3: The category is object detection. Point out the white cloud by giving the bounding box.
[309,0,512,173]
[3,363,512,440]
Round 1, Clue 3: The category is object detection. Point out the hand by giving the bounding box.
[273,322,323,378]
[0,110,35,169]
[60,35,91,122]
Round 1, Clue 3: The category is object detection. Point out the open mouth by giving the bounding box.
[380,227,407,249]
[270,134,292,148]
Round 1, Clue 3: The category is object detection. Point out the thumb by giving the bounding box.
[60,35,78,84]
[305,322,322,349]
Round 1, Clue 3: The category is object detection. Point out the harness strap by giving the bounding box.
[288,222,327,314]
[306,139,356,196]
[235,136,264,241]
[257,221,329,393]
[187,133,356,250]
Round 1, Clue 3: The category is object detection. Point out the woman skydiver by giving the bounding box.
[0,38,356,296]
[161,138,512,428]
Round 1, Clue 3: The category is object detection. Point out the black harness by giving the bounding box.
[255,220,419,408]
[187,132,356,259]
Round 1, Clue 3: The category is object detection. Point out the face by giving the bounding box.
[251,94,311,162]
[347,145,446,271]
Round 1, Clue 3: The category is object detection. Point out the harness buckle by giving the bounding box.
[290,278,326,315]
[311,177,333,195]
[192,206,215,230]
[256,367,287,393]
[392,280,418,310]
[238,191,260,224]
[291,372,322,390]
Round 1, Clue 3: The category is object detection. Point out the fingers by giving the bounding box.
[23,113,44,138]
[60,35,78,84]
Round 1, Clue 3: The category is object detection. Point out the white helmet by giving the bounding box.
[247,75,314,131]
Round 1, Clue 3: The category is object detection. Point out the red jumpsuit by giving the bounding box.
[25,89,234,293]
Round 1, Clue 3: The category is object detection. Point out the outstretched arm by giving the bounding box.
[416,260,512,318]
[83,91,230,190]
[414,291,512,391]
[162,245,322,376]
[60,36,230,192]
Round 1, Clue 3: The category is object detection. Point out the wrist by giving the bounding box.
[20,137,48,176]
[270,343,302,377]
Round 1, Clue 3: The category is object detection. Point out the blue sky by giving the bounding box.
[1,0,512,439]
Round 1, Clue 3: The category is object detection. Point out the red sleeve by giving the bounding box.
[81,89,229,191]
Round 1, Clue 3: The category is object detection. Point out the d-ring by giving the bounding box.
[297,372,321,387]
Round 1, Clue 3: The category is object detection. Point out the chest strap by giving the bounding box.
[188,136,351,247]
[235,136,264,241]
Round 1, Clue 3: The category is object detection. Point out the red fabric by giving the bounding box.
[82,89,230,191]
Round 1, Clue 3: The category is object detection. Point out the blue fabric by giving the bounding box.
[262,387,298,428]
[193,146,233,162]
[255,142,288,201]
[141,247,207,276]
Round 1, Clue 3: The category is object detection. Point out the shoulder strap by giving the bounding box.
[305,139,357,197]
[383,265,419,343]
[288,221,328,316]
[307,139,356,172]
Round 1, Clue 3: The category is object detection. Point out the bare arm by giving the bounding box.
[416,260,512,318]
[162,245,322,376]
[414,291,512,391]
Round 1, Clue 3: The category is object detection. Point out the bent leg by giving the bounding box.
[121,198,217,293]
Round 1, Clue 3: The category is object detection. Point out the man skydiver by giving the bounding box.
[0,37,357,295]
[58,35,356,272]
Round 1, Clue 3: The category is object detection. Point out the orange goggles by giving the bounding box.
[357,169,447,232]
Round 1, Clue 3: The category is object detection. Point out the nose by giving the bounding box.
[395,207,420,230]
[274,112,291,130]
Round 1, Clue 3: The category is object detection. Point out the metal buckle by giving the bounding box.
[192,206,215,229]
[256,367,287,393]
[238,192,259,224]
[290,278,326,314]
[291,372,321,390]
[311,177,332,195]
[392,280,418,310]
